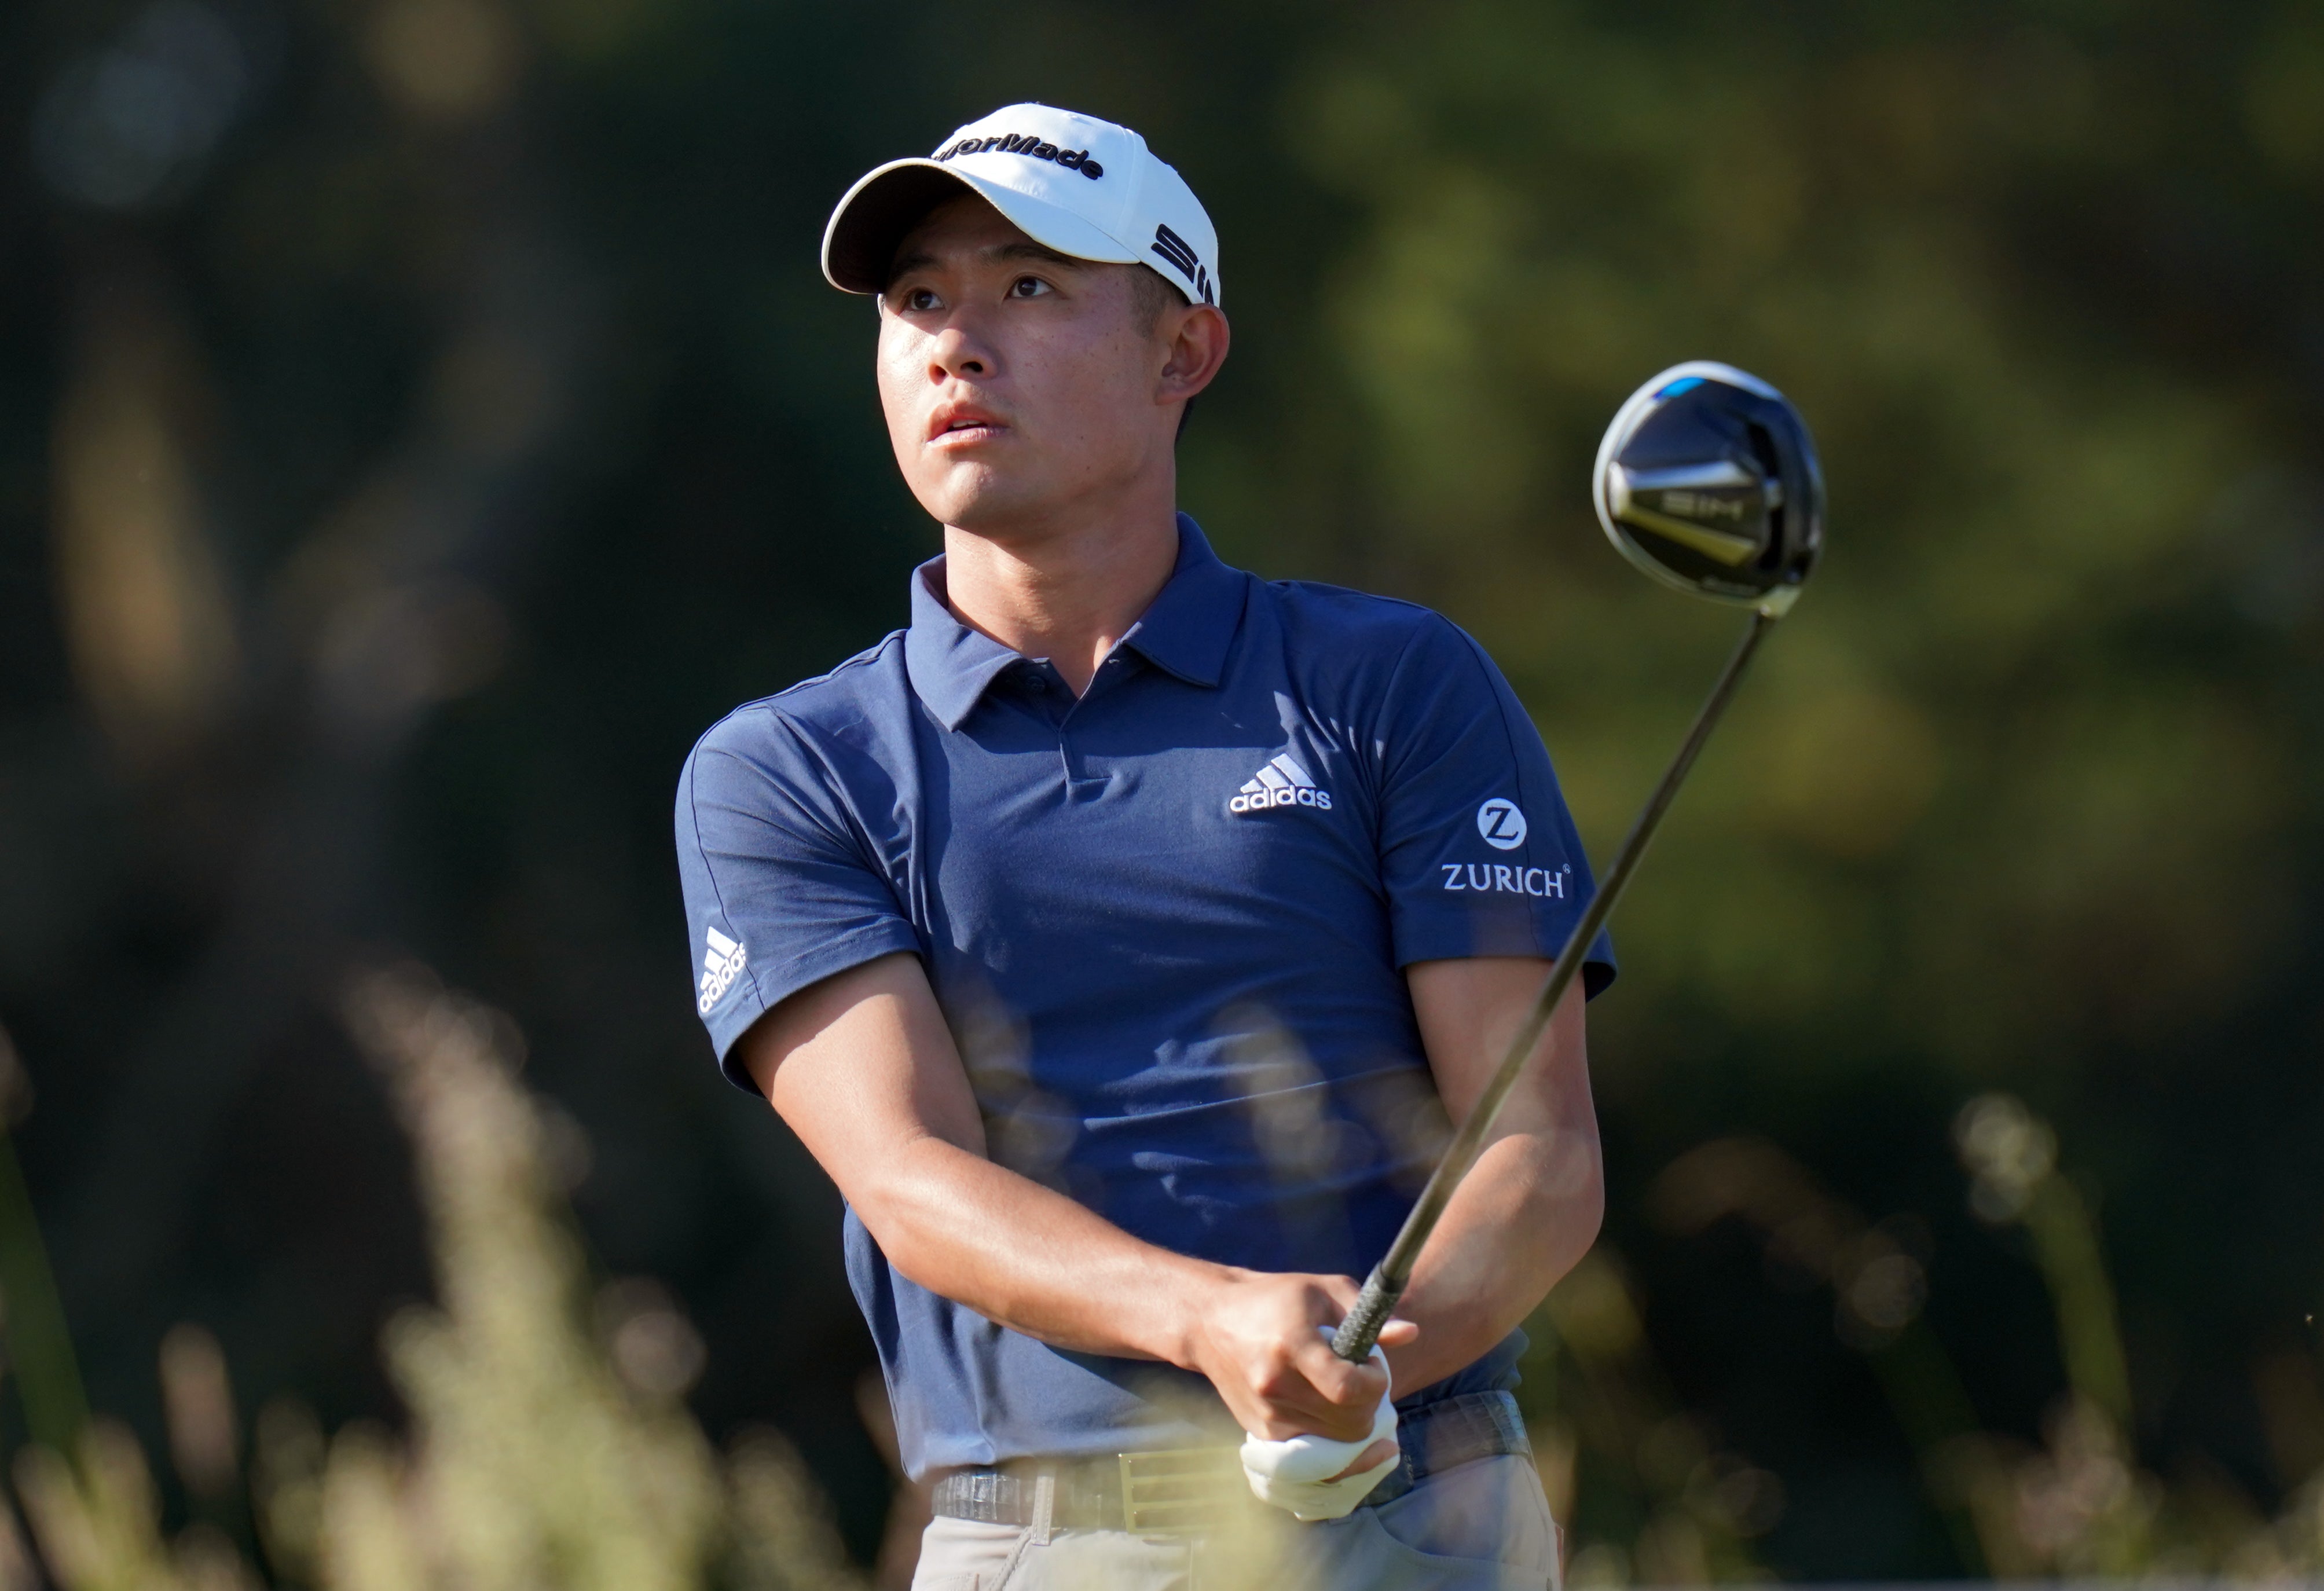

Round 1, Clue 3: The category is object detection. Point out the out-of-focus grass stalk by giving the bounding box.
[2019,1175,2134,1431]
[0,973,873,1591]
[13,1428,173,1591]
[1526,1250,1777,1585]
[1953,1094,2132,1428]
[0,1027,185,1589]
[1954,1094,2157,1575]
[1861,1320,1991,1576]
[1649,1136,1990,1577]
[0,1123,90,1459]
[336,961,866,1591]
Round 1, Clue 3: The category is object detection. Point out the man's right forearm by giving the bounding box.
[854,1127,1225,1364]
[844,1130,1402,1442]
[742,951,1398,1442]
[746,954,1218,1363]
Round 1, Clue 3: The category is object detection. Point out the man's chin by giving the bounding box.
[916,472,1047,536]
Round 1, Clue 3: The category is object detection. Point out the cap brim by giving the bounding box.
[821,158,1142,295]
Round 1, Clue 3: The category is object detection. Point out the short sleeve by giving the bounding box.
[1373,617,1616,995]
[675,712,925,1088]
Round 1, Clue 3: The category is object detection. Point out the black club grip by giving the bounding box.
[1330,1266,1406,1362]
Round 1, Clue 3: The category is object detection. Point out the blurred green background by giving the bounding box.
[4,0,2323,1582]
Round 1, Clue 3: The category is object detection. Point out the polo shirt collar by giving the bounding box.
[904,563,1020,731]
[1121,515,1245,689]
[904,514,1245,731]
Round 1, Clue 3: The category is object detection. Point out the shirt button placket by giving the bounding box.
[1058,674,1103,798]
[1025,665,1072,788]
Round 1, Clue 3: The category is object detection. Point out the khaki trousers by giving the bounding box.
[910,1454,1560,1591]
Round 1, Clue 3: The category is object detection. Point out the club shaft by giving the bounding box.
[1330,608,1778,1362]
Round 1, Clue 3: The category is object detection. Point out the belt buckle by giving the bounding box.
[1116,1446,1247,1535]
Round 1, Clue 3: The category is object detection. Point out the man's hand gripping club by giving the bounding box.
[1187,1271,1416,1521]
[744,955,1599,1530]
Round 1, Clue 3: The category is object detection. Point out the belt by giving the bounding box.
[929,1390,1531,1536]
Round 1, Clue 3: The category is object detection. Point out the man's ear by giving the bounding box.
[1159,303,1230,405]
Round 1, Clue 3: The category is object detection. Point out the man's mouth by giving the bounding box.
[929,402,1006,444]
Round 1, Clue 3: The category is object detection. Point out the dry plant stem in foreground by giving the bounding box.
[5,966,870,1591]
[316,963,865,1591]
[1547,1099,2324,1583]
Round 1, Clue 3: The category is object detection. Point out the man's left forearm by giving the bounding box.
[1393,956,1604,1393]
[1381,1122,1604,1391]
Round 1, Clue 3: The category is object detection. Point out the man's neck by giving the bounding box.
[940,487,1182,697]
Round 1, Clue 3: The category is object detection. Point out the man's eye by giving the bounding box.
[1009,276,1052,299]
[906,288,942,311]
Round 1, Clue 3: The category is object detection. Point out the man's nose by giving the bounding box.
[929,321,993,382]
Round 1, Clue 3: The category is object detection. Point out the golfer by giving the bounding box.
[676,104,1614,1589]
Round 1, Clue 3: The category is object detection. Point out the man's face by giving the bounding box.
[875,195,1198,536]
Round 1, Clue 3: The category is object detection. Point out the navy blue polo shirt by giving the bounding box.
[676,516,1613,1479]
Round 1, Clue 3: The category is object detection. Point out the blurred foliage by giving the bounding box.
[1517,1094,2324,1582]
[2,0,2322,1579]
[13,1035,2324,1588]
[3,970,862,1591]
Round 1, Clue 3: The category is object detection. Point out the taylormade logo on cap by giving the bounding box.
[821,103,1220,308]
[934,129,1106,179]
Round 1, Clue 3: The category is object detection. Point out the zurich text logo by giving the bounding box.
[698,925,747,1014]
[1442,862,1571,899]
[1477,798,1528,850]
[1229,753,1333,815]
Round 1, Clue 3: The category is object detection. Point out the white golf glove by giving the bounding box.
[1238,1339,1399,1522]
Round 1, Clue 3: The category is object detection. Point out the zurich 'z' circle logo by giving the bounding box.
[1476,798,1528,850]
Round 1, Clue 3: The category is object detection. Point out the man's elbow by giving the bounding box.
[834,1139,979,1289]
[1571,1163,1606,1259]
[1544,1130,1605,1270]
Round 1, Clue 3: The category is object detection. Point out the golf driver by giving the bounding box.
[1330,361,1824,1363]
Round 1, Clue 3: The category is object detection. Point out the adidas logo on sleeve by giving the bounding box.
[1227,753,1333,815]
[698,925,747,1014]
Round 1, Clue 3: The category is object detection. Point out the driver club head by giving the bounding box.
[1593,362,1824,615]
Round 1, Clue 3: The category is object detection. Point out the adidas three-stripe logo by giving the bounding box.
[1227,753,1334,815]
[698,925,747,1014]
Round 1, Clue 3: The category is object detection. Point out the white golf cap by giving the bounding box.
[821,103,1220,308]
